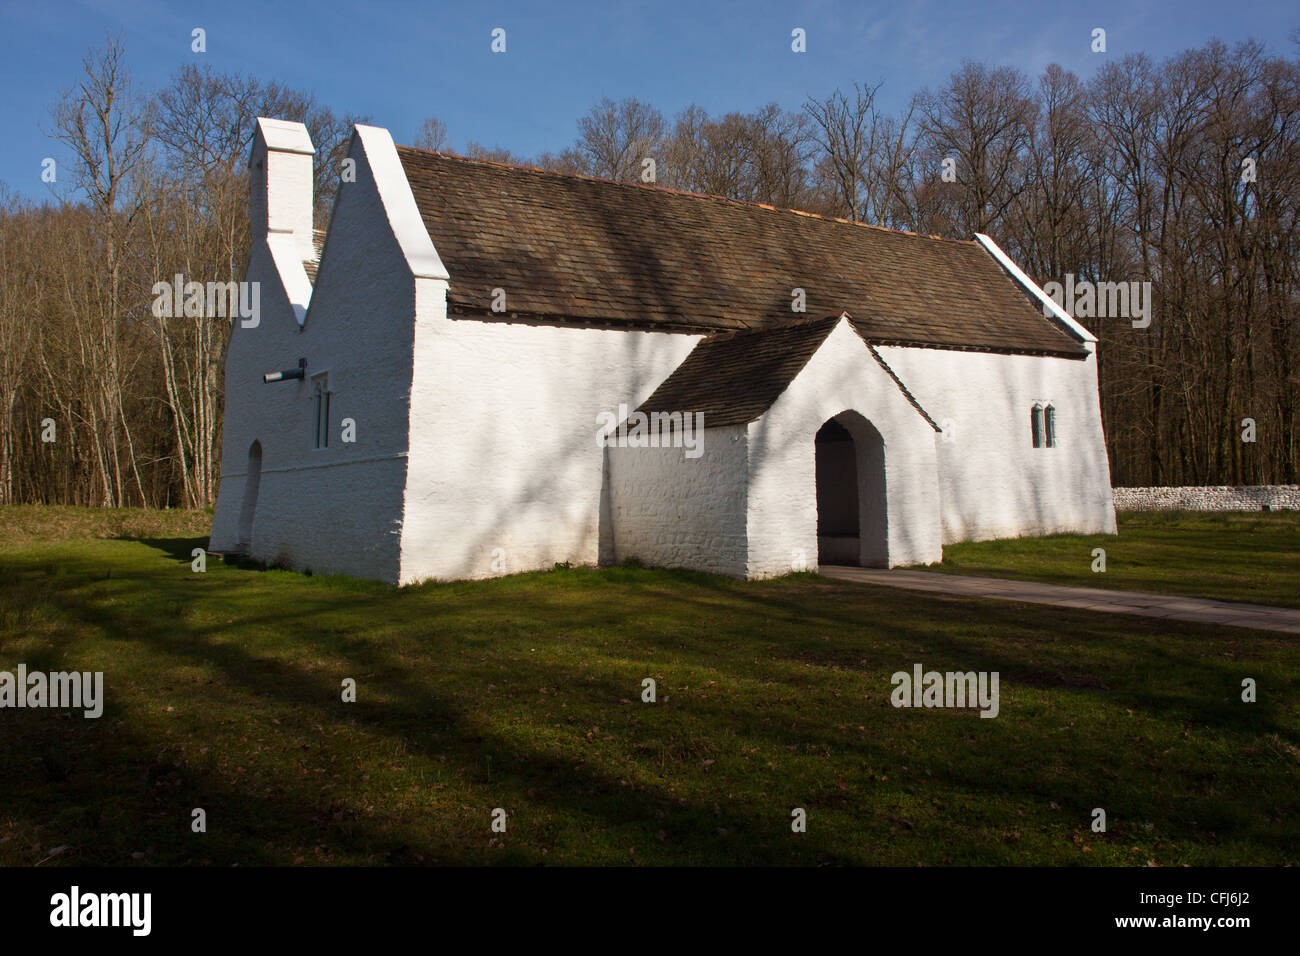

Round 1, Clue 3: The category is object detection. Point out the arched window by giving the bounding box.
[1044,405,1056,448]
[1031,404,1044,448]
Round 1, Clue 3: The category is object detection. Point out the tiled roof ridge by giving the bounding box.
[395,144,971,246]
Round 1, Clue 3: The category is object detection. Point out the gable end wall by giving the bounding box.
[211,128,425,581]
[877,344,1117,543]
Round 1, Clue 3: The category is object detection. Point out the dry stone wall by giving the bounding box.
[1112,486,1300,511]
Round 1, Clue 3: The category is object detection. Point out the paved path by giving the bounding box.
[819,566,1300,634]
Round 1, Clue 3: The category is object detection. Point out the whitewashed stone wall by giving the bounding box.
[879,344,1116,544]
[211,126,430,582]
[1113,486,1300,511]
[398,316,699,583]
[748,319,943,575]
[209,235,308,557]
[606,425,749,576]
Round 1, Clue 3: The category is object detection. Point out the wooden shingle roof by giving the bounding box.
[303,228,327,284]
[638,315,840,427]
[635,314,940,429]
[395,146,1085,357]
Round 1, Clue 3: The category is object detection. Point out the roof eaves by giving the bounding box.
[862,336,1087,360]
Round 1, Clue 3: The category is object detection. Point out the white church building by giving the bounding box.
[208,117,1117,584]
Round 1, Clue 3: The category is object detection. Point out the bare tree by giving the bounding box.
[747,104,817,209]
[530,148,587,175]
[803,81,882,221]
[0,191,39,503]
[803,82,915,226]
[47,35,151,505]
[412,115,450,151]
[917,61,1037,236]
[575,97,666,181]
[463,141,527,164]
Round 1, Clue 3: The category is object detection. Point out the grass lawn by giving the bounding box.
[921,511,1300,609]
[0,505,1296,866]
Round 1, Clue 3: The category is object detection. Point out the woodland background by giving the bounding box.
[1,36,1296,507]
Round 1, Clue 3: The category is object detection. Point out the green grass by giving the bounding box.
[0,504,213,551]
[0,506,1297,866]
[920,511,1300,609]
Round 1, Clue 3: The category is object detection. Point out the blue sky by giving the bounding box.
[1,0,1295,201]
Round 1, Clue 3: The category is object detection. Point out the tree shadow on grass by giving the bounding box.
[5,540,1295,866]
[119,536,208,566]
[1,549,864,866]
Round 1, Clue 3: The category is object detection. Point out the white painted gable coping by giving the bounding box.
[252,117,315,158]
[816,312,941,431]
[352,125,449,281]
[835,319,940,432]
[827,312,940,432]
[267,233,313,325]
[863,340,941,433]
[974,233,1098,345]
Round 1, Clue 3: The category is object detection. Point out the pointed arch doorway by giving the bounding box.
[815,411,887,567]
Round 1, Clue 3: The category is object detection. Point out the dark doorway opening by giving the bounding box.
[815,412,887,567]
[816,419,859,564]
